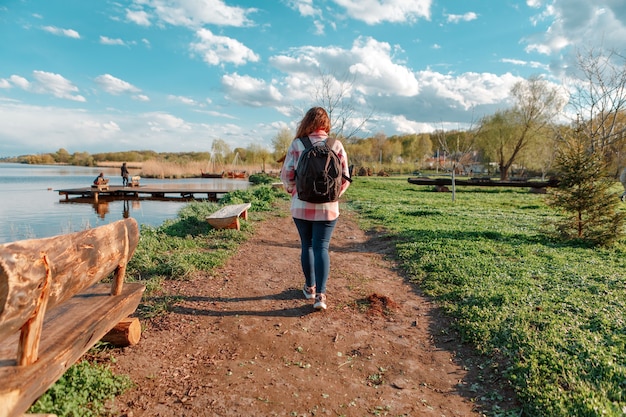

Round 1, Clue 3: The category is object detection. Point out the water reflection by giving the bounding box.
[93,201,110,219]
[94,198,134,219]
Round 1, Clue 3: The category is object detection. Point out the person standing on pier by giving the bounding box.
[121,162,130,187]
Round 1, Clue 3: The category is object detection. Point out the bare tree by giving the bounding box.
[313,70,373,142]
[434,126,479,202]
[566,47,626,171]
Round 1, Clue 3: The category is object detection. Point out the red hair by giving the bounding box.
[295,107,331,138]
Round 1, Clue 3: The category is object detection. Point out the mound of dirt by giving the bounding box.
[107,202,513,416]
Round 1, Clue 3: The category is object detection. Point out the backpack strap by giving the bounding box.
[300,136,313,149]
[300,135,336,150]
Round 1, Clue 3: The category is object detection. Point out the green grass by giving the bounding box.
[31,178,626,416]
[345,176,626,417]
[28,359,133,417]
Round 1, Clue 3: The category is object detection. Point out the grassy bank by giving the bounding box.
[345,177,626,417]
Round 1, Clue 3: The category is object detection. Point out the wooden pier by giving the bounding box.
[57,184,234,202]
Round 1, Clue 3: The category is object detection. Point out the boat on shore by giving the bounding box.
[225,170,246,179]
[225,152,247,179]
[201,154,225,178]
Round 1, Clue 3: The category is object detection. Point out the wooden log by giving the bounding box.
[0,218,140,343]
[101,317,141,346]
[407,177,559,188]
[0,282,145,417]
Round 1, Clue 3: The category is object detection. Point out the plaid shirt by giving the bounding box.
[280,131,351,221]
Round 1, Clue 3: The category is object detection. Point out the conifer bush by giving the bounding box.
[547,132,625,245]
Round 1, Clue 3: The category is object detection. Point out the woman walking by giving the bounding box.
[280,107,351,310]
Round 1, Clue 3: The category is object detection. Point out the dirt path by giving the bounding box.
[110,204,487,416]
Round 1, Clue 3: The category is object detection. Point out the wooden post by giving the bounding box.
[111,225,130,296]
[17,255,52,366]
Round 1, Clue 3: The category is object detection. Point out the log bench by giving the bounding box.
[0,218,145,417]
[90,183,109,191]
[206,202,251,231]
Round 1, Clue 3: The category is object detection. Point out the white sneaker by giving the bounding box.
[314,294,327,310]
[303,284,316,300]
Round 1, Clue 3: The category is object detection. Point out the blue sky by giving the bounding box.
[1,0,625,157]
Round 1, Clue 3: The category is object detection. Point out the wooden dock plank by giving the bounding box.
[56,185,232,201]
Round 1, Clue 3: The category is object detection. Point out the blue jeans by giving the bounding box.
[293,218,337,294]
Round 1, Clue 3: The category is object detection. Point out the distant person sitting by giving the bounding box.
[93,172,108,185]
[121,162,130,187]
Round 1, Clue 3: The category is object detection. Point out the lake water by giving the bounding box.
[0,163,250,244]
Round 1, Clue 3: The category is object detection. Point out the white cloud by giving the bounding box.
[9,75,30,90]
[446,12,478,23]
[126,9,151,26]
[147,112,190,132]
[5,71,85,102]
[31,71,86,102]
[41,25,80,39]
[416,70,520,110]
[286,0,322,18]
[0,103,123,153]
[501,58,550,70]
[94,74,141,95]
[0,102,262,154]
[348,37,420,96]
[168,95,198,105]
[221,73,283,107]
[132,0,256,28]
[271,37,419,97]
[525,0,626,58]
[388,114,438,134]
[190,28,259,66]
[100,36,126,46]
[332,0,431,24]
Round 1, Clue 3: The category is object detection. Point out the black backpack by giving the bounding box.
[295,136,350,203]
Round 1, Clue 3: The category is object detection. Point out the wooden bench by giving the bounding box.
[91,183,109,192]
[206,202,251,231]
[0,218,145,417]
